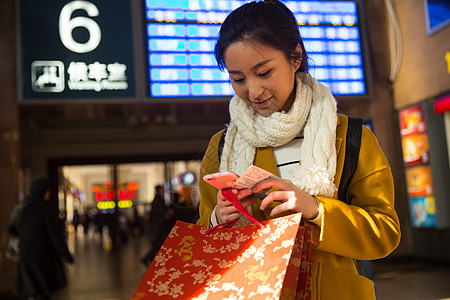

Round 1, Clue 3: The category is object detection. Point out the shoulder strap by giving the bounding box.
[339,116,365,276]
[217,127,227,164]
[338,116,363,205]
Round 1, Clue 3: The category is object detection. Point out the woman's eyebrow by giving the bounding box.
[228,59,273,74]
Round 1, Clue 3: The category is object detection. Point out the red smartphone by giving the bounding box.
[203,168,271,200]
[202,171,243,190]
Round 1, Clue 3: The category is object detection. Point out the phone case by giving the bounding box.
[202,171,241,190]
[203,166,275,201]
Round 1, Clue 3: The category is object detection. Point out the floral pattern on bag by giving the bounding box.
[132,213,312,300]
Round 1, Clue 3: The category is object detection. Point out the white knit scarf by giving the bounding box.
[220,73,338,197]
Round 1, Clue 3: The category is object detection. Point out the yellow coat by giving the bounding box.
[198,114,401,299]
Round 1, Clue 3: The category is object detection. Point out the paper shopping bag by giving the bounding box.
[131,213,312,300]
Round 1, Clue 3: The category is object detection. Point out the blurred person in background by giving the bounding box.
[72,209,80,233]
[7,177,74,300]
[141,184,168,266]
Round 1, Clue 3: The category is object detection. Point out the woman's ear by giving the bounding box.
[291,44,303,70]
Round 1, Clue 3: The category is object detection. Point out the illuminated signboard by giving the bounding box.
[19,0,135,100]
[18,0,368,102]
[145,0,368,97]
[92,181,138,209]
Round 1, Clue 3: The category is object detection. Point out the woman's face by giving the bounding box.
[223,41,300,117]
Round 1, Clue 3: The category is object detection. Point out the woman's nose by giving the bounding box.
[248,80,264,100]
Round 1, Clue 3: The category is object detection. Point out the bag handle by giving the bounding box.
[206,188,264,234]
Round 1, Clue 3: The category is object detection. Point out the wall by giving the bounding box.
[393,0,450,108]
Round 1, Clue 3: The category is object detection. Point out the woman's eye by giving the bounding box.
[232,78,244,83]
[259,70,271,77]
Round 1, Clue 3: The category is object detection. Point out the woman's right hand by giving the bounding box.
[215,188,255,223]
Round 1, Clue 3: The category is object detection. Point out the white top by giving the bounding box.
[273,136,303,178]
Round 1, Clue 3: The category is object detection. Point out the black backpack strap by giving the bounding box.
[338,116,363,205]
[217,127,227,164]
[339,116,365,277]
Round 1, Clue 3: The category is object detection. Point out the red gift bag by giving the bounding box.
[131,212,312,300]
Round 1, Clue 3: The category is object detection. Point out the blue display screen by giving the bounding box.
[424,0,450,35]
[145,0,367,97]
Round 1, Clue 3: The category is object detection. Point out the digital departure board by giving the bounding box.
[145,0,368,98]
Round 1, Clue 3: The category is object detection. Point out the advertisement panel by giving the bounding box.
[409,196,437,227]
[399,103,437,228]
[402,134,430,165]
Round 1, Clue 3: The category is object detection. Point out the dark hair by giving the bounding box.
[215,0,308,73]
[30,177,50,198]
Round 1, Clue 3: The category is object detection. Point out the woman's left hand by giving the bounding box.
[254,177,319,220]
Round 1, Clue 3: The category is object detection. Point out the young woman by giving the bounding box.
[197,1,400,298]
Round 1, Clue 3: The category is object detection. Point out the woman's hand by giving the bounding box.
[254,177,319,220]
[215,188,256,223]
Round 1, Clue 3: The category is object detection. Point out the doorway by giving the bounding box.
[56,159,201,251]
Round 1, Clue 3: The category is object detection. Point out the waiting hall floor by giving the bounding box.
[3,228,450,300]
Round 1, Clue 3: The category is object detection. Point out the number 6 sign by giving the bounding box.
[59,1,101,53]
[19,0,135,99]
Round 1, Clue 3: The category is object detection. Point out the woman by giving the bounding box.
[197,0,400,299]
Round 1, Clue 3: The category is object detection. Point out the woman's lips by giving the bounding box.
[253,97,271,106]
